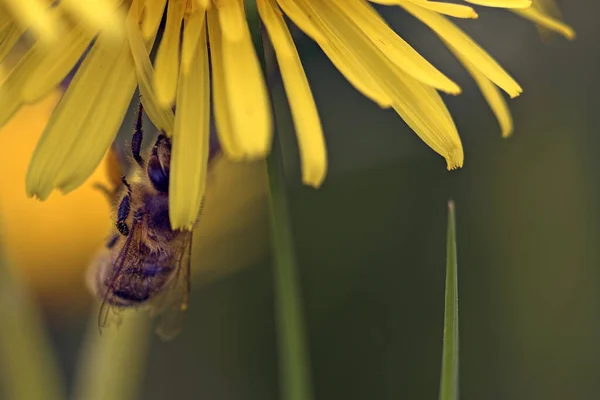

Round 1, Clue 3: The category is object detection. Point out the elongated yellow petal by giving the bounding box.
[195,0,211,10]
[259,0,327,187]
[2,0,64,44]
[514,7,575,39]
[0,21,26,64]
[26,5,139,199]
[218,0,272,157]
[273,0,327,43]
[389,72,464,169]
[21,25,94,103]
[60,0,124,41]
[181,9,205,74]
[295,0,462,168]
[206,7,244,159]
[452,49,513,137]
[278,0,392,107]
[142,0,167,39]
[170,11,210,231]
[331,0,461,94]
[153,0,185,108]
[215,0,245,42]
[0,2,89,125]
[372,0,478,19]
[0,44,42,128]
[0,5,10,29]
[464,0,531,8]
[126,5,175,133]
[402,3,522,98]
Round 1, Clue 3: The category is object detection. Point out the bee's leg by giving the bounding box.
[116,177,132,236]
[121,176,132,192]
[133,209,145,220]
[131,102,145,168]
[199,197,205,215]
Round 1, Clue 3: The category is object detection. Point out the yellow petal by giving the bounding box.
[0,44,42,128]
[26,6,139,199]
[331,0,461,94]
[387,68,463,169]
[259,0,327,187]
[452,49,513,137]
[0,1,85,126]
[514,7,575,39]
[402,3,522,98]
[195,0,211,10]
[126,4,175,133]
[170,11,210,231]
[279,0,392,107]
[153,0,185,108]
[295,0,462,168]
[273,0,327,43]
[206,7,244,159]
[217,0,272,157]
[464,0,531,8]
[2,0,64,44]
[0,21,26,64]
[215,0,245,42]
[21,25,94,103]
[372,0,478,19]
[142,0,167,39]
[181,10,205,74]
[0,5,10,30]
[60,0,124,41]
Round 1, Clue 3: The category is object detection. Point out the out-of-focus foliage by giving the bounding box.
[0,226,64,400]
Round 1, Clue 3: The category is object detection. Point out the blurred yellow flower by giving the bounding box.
[0,0,574,231]
[0,89,113,315]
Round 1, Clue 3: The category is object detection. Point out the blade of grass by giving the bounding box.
[439,200,459,400]
[0,221,65,400]
[71,307,152,400]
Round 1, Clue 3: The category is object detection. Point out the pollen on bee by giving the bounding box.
[181,304,188,311]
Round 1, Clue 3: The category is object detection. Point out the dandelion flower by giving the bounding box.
[0,0,574,230]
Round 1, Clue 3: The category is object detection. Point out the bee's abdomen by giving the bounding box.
[113,289,150,303]
[109,265,173,306]
[142,265,172,278]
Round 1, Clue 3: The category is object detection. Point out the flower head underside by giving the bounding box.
[0,0,575,229]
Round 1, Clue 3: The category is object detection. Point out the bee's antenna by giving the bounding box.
[131,102,145,167]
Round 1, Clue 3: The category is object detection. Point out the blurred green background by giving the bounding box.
[1,2,599,399]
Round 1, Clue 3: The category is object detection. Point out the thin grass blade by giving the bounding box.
[439,200,459,400]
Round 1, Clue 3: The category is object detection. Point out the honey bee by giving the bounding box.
[88,103,201,340]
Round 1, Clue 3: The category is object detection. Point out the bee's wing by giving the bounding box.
[97,215,144,333]
[153,231,193,341]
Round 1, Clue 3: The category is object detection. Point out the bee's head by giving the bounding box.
[147,133,171,193]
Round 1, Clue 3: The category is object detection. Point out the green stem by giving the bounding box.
[246,5,313,398]
[267,147,313,400]
[72,307,152,400]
